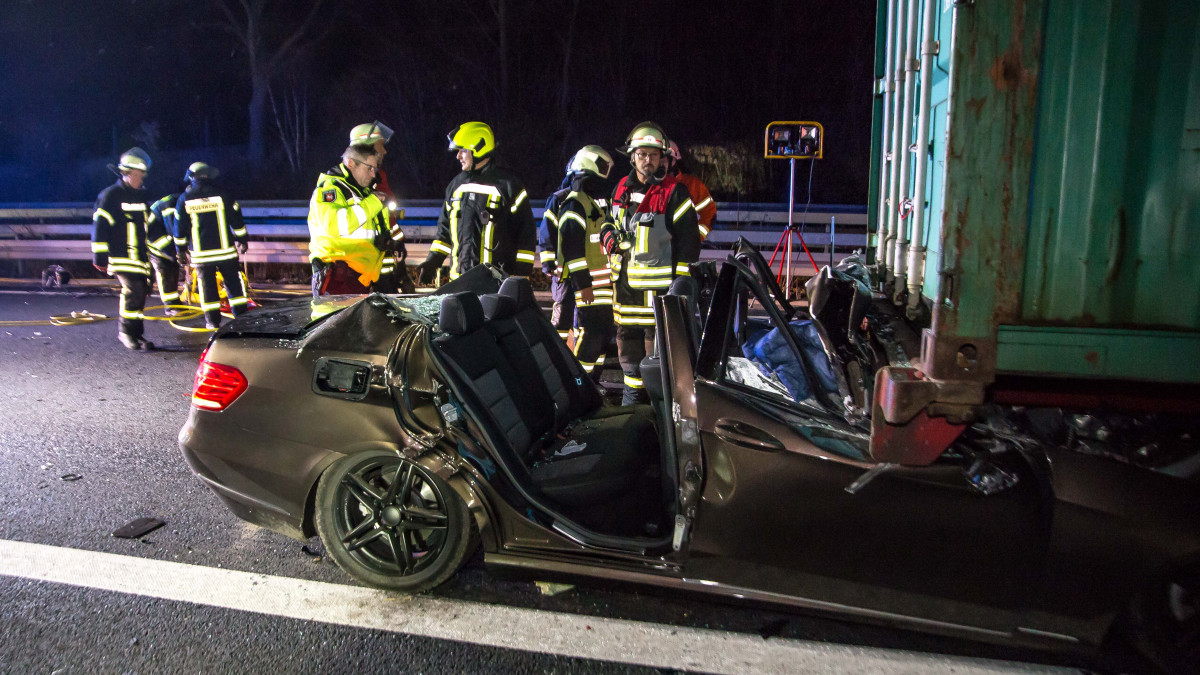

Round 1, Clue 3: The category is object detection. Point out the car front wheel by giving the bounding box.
[314,450,472,592]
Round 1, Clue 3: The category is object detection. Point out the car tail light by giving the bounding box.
[192,347,248,411]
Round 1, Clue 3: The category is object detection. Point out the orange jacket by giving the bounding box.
[675,172,716,240]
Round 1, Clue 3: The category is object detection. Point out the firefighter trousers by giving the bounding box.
[196,259,248,326]
[149,255,180,304]
[550,276,576,341]
[115,273,149,339]
[573,303,614,385]
[614,283,659,405]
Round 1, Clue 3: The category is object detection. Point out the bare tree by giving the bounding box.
[215,0,327,166]
[268,73,308,173]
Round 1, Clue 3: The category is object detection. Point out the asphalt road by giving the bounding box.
[0,288,1143,674]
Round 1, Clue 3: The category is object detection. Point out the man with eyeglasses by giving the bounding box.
[307,142,392,296]
[600,122,700,405]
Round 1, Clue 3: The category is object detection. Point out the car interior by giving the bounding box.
[426,278,670,538]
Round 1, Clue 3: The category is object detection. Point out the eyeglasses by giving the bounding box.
[632,150,661,161]
[356,159,380,174]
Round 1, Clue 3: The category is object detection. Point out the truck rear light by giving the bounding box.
[192,348,247,411]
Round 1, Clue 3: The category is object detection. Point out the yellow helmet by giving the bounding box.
[624,122,668,153]
[447,122,495,158]
[117,147,152,172]
[568,145,614,179]
[349,121,393,146]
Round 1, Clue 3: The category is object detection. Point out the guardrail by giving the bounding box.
[0,200,867,271]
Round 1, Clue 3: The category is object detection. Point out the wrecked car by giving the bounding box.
[179,246,1199,672]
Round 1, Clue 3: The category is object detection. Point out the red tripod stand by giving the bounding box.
[767,224,819,298]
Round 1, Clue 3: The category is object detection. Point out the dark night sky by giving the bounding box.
[0,0,879,204]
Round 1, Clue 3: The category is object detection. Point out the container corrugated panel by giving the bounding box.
[1023,0,1200,331]
[919,0,956,301]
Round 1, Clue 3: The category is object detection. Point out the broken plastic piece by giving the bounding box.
[60,473,82,482]
[535,581,574,596]
[113,517,165,539]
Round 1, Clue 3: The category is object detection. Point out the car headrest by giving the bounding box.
[667,274,698,298]
[480,293,518,321]
[439,292,485,335]
[498,276,536,309]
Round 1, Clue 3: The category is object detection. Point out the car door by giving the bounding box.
[676,258,1051,635]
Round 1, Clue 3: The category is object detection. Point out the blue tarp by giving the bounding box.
[741,319,839,402]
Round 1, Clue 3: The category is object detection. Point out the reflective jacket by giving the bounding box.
[92,178,152,276]
[174,183,248,266]
[556,187,612,297]
[147,193,180,261]
[675,172,716,241]
[428,162,536,279]
[610,172,701,290]
[307,163,388,286]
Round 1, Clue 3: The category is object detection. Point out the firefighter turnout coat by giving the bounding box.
[556,189,613,305]
[147,193,180,262]
[428,162,536,279]
[307,163,388,286]
[173,184,248,265]
[91,178,153,276]
[609,172,701,292]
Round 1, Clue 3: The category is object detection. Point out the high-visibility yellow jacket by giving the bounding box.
[308,163,387,286]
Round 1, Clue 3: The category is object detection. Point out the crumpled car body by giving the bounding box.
[179,252,1199,672]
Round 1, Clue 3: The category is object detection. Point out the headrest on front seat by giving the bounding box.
[667,274,698,298]
[439,292,485,335]
[481,293,518,321]
[498,276,536,309]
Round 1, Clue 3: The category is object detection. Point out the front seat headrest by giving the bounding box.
[480,293,518,321]
[667,274,698,298]
[439,292,485,335]
[498,276,536,309]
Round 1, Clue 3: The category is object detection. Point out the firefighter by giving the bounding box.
[308,143,390,296]
[173,163,250,329]
[147,192,183,315]
[538,162,578,341]
[417,122,536,284]
[349,121,412,293]
[91,147,155,350]
[664,140,717,241]
[601,123,701,404]
[556,145,617,384]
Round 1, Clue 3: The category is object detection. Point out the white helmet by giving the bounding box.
[568,145,614,179]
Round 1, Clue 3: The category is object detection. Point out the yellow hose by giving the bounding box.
[1,304,230,332]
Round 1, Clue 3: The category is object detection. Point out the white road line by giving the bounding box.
[0,539,1074,675]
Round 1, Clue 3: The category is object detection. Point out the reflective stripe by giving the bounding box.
[559,211,585,227]
[191,247,238,262]
[91,242,109,253]
[351,205,368,227]
[675,263,691,276]
[623,375,644,388]
[673,200,694,223]
[695,196,714,211]
[200,301,222,311]
[149,235,171,250]
[627,265,673,276]
[93,209,114,225]
[698,223,711,238]
[510,190,528,212]
[516,250,535,263]
[430,240,452,255]
[566,259,588,272]
[229,296,250,307]
[119,307,144,320]
[540,251,556,263]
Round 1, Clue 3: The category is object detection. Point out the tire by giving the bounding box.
[1127,565,1200,675]
[314,450,473,592]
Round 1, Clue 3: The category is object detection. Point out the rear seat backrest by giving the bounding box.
[480,294,560,432]
[497,278,601,426]
[432,292,548,463]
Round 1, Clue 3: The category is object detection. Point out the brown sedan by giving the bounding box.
[180,251,1199,674]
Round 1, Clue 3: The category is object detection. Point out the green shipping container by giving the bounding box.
[872,0,1200,386]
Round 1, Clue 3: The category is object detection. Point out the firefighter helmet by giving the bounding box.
[184,162,219,182]
[665,140,682,161]
[567,145,614,180]
[624,122,668,153]
[116,147,152,172]
[349,121,394,146]
[447,122,495,158]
